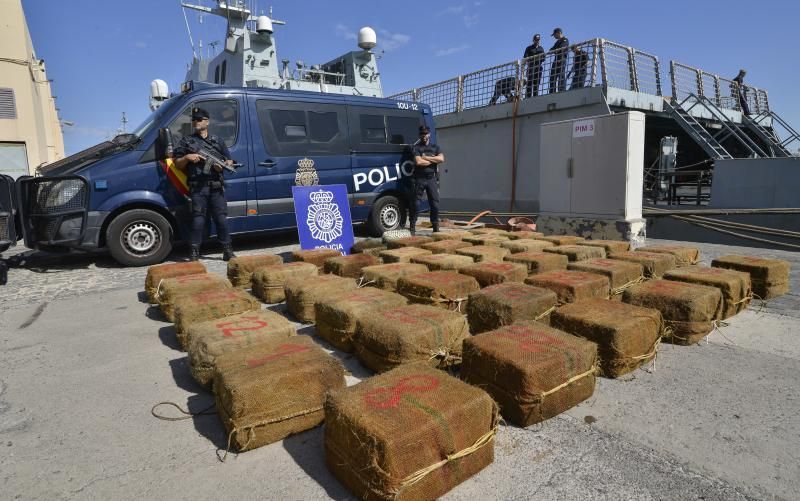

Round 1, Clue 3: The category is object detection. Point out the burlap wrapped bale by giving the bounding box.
[227,254,283,288]
[420,239,473,254]
[292,248,342,270]
[173,288,261,349]
[505,231,545,240]
[622,280,723,345]
[500,238,554,254]
[636,245,700,267]
[215,336,346,454]
[504,251,568,274]
[145,262,206,304]
[551,299,662,378]
[525,270,610,304]
[456,245,509,263]
[431,230,473,241]
[582,239,630,254]
[379,247,432,263]
[325,364,498,500]
[467,283,558,334]
[187,310,296,387]
[469,227,507,235]
[463,235,510,247]
[397,271,480,311]
[543,244,606,262]
[535,235,585,246]
[711,255,791,299]
[284,274,357,323]
[354,304,469,372]
[315,288,408,352]
[461,323,597,426]
[386,236,435,249]
[158,273,232,322]
[460,262,528,288]
[359,263,429,292]
[410,253,475,271]
[351,238,387,255]
[323,253,381,278]
[568,258,644,298]
[608,251,677,278]
[251,262,318,303]
[664,266,752,319]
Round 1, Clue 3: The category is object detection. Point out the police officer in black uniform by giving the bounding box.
[523,34,545,98]
[569,45,589,89]
[174,107,237,261]
[548,27,569,94]
[409,125,445,234]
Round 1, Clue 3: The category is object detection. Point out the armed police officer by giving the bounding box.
[175,107,237,262]
[409,125,445,235]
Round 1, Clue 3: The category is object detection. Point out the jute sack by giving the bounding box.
[397,271,480,311]
[568,258,644,299]
[468,227,507,235]
[504,251,567,274]
[284,274,357,323]
[543,244,606,262]
[227,254,283,288]
[608,251,677,278]
[551,299,662,378]
[711,255,791,299]
[351,238,387,255]
[215,336,346,454]
[354,304,469,372]
[535,235,585,246]
[462,235,510,247]
[664,266,752,319]
[145,262,206,304]
[410,253,475,271]
[315,288,408,352]
[467,283,558,334]
[505,231,544,240]
[324,364,498,501]
[581,240,631,254]
[386,236,435,249]
[525,270,610,304]
[251,262,318,303]
[455,245,509,263]
[459,262,528,288]
[500,239,554,254]
[622,279,723,345]
[636,245,700,267]
[358,263,429,291]
[292,248,342,270]
[187,310,295,387]
[323,253,381,278]
[158,273,232,322]
[173,289,261,349]
[431,230,473,241]
[461,323,597,427]
[420,239,473,254]
[379,247,432,263]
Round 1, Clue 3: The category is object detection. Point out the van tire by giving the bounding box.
[106,209,173,267]
[367,195,406,236]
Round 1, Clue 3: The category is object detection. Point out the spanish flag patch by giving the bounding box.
[160,158,189,196]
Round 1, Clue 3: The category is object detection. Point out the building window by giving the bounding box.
[0,88,17,119]
[0,142,29,178]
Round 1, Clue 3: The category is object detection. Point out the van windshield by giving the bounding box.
[131,96,185,138]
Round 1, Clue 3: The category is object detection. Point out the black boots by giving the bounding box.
[432,222,440,233]
[222,244,236,261]
[409,225,416,236]
[189,245,200,262]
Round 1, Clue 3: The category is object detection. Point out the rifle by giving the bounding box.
[186,140,241,175]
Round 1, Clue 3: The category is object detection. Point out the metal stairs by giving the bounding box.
[663,99,733,160]
[743,112,799,158]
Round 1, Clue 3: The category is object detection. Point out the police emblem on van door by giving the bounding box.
[295,157,319,186]
[306,189,343,243]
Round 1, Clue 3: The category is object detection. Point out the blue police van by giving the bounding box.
[6,82,433,266]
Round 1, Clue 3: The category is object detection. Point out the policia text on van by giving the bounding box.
[11,82,433,266]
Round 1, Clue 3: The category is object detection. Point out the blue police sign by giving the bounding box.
[292,184,355,255]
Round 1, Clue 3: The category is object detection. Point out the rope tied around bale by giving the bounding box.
[357,276,377,288]
[534,305,557,322]
[610,276,647,297]
[428,348,462,366]
[539,364,598,400]
[402,292,468,312]
[151,401,216,421]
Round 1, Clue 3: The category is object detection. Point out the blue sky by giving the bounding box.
[23,0,799,155]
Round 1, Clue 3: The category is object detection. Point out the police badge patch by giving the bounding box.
[306,189,344,243]
[295,157,319,186]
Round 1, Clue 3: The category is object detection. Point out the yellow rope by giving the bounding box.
[540,365,597,398]
[534,305,557,321]
[610,276,646,297]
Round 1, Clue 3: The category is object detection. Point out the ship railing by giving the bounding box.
[669,61,769,114]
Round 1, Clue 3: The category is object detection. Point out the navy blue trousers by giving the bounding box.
[409,175,440,226]
[190,186,231,246]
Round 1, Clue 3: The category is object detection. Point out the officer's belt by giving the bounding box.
[190,180,224,190]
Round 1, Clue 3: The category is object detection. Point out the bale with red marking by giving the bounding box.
[504,251,568,274]
[214,336,346,453]
[323,253,381,278]
[157,273,232,321]
[636,245,700,267]
[227,254,283,288]
[351,238,387,256]
[505,231,544,240]
[284,274,358,323]
[466,283,558,334]
[358,263,429,292]
[420,239,473,254]
[386,236,435,249]
[463,235,510,247]
[397,271,480,311]
[622,279,723,345]
[315,288,409,352]
[145,261,206,304]
[292,248,342,270]
[431,230,473,241]
[608,251,677,278]
[711,255,791,299]
[354,304,469,372]
[455,245,509,263]
[379,247,432,264]
[500,239,554,254]
[543,245,606,262]
[664,266,752,319]
[581,240,630,254]
[460,262,528,287]
[461,323,597,426]
[568,258,644,298]
[187,310,296,387]
[525,270,610,304]
[410,253,475,271]
[535,235,585,246]
[324,364,498,500]
[251,262,318,303]
[172,288,262,349]
[551,299,662,378]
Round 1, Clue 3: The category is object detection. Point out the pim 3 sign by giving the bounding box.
[292,184,354,255]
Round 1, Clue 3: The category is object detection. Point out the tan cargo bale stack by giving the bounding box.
[467,283,558,334]
[251,262,318,303]
[551,299,662,378]
[525,270,610,304]
[463,235,510,247]
[359,263,429,292]
[379,246,432,263]
[500,238,554,254]
[568,258,644,299]
[535,235,585,246]
[505,231,544,240]
[397,271,480,311]
[608,251,677,278]
[504,251,568,274]
[351,238,387,255]
[291,248,342,271]
[354,305,469,372]
[461,323,597,427]
[145,262,206,304]
[325,364,498,500]
[664,266,752,319]
[543,244,606,262]
[711,255,791,299]
[215,336,346,454]
[636,245,700,267]
[622,280,723,345]
[227,254,283,288]
[468,227,507,235]
[315,288,408,352]
[410,253,475,272]
[386,235,435,249]
[323,253,381,278]
[431,230,472,241]
[460,262,528,288]
[420,239,473,254]
[173,289,262,349]
[582,239,631,254]
[284,274,358,323]
[187,310,296,387]
[158,273,232,322]
[456,245,509,263]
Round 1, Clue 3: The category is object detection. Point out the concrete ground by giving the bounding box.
[1,232,798,500]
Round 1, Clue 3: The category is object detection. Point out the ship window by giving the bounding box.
[255,100,348,156]
[221,60,227,85]
[387,116,421,145]
[359,114,386,143]
[214,66,220,84]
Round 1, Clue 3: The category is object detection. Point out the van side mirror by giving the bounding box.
[154,128,174,161]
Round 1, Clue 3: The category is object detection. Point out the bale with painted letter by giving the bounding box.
[466,282,558,334]
[397,271,480,311]
[145,261,206,304]
[172,288,262,349]
[158,273,233,321]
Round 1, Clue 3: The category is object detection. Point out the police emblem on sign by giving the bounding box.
[306,189,343,243]
[295,157,319,186]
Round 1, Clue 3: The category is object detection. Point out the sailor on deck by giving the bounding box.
[524,34,545,98]
[548,27,569,94]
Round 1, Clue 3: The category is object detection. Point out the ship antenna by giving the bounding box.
[181,3,197,59]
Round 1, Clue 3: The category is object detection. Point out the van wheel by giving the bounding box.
[367,195,406,236]
[106,209,173,267]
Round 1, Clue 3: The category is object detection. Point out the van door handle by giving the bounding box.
[259,159,277,168]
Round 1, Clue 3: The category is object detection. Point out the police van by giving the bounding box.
[6,82,433,266]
